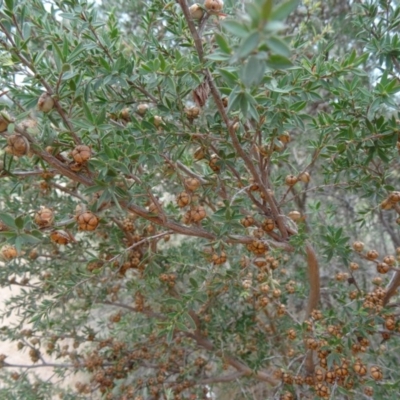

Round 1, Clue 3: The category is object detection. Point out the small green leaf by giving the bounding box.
[0,213,17,230]
[222,20,249,38]
[218,68,238,86]
[205,53,231,61]
[190,278,198,288]
[5,0,14,11]
[18,233,42,245]
[266,54,293,69]
[261,0,273,21]
[166,326,174,343]
[241,56,265,87]
[237,31,260,59]
[14,215,24,230]
[183,313,197,331]
[227,87,242,113]
[265,36,291,57]
[271,0,299,21]
[215,33,231,54]
[240,93,249,116]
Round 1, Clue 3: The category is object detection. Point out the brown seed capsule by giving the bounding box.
[185,106,200,119]
[248,240,268,255]
[120,108,130,121]
[299,171,310,183]
[154,115,163,127]
[383,255,396,266]
[380,199,392,210]
[0,112,10,133]
[335,361,349,377]
[279,391,294,400]
[325,370,335,384]
[377,262,390,274]
[315,383,330,398]
[50,230,70,245]
[137,103,148,115]
[189,3,204,20]
[185,177,201,191]
[182,210,192,224]
[211,251,227,265]
[314,368,325,382]
[349,262,359,271]
[311,309,323,320]
[370,365,382,380]
[288,211,301,221]
[6,134,30,156]
[190,206,206,222]
[34,207,54,228]
[240,255,250,268]
[204,0,224,13]
[1,245,18,260]
[287,329,296,340]
[241,215,254,227]
[71,145,92,164]
[389,191,400,203]
[335,272,349,281]
[37,92,54,112]
[76,212,99,231]
[285,175,298,186]
[353,359,367,376]
[279,132,291,144]
[29,249,39,260]
[352,241,364,252]
[272,289,281,298]
[273,141,284,152]
[305,338,319,350]
[69,162,84,172]
[253,257,267,268]
[364,387,374,396]
[262,218,275,232]
[193,147,206,160]
[366,250,379,260]
[209,154,220,172]
[176,191,191,208]
[349,290,358,300]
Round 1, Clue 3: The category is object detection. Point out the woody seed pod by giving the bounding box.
[1,245,18,260]
[37,92,54,112]
[71,145,92,164]
[50,230,70,245]
[204,0,224,14]
[0,112,10,133]
[6,134,29,157]
[34,207,54,228]
[76,212,99,231]
[137,104,148,115]
[189,3,204,20]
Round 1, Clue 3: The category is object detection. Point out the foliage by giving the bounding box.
[0,0,400,399]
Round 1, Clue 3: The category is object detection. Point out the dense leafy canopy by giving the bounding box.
[1,0,400,399]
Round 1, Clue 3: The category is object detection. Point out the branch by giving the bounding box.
[184,330,279,386]
[176,1,289,239]
[177,0,204,62]
[305,242,320,317]
[384,273,400,306]
[302,242,320,375]
[13,125,93,186]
